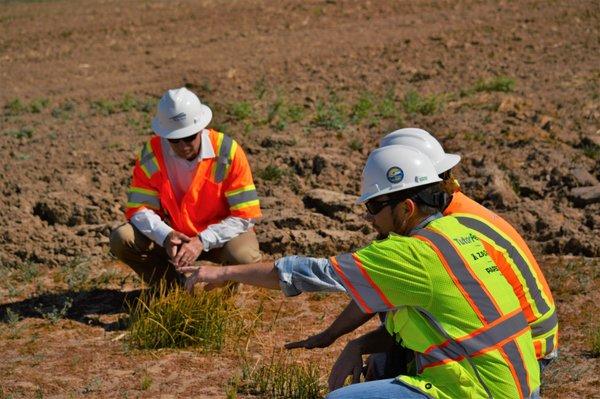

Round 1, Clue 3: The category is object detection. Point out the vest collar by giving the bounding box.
[408,212,443,235]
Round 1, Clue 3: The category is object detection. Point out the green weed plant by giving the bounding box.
[231,353,325,399]
[258,164,285,182]
[474,76,515,93]
[35,297,73,324]
[128,284,242,351]
[403,91,443,115]
[230,101,254,121]
[590,325,600,357]
[312,100,346,131]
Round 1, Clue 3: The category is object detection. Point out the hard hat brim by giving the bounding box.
[355,175,443,204]
[435,153,461,174]
[151,104,213,139]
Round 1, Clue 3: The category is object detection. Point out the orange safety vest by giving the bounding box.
[444,191,558,359]
[124,129,261,236]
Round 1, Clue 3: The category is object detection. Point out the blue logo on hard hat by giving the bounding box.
[170,112,187,122]
[386,167,404,183]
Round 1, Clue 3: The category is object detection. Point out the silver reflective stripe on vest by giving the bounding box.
[501,340,531,398]
[226,189,258,208]
[140,142,159,177]
[545,336,554,355]
[417,229,502,323]
[127,191,160,209]
[419,310,528,368]
[530,310,558,337]
[416,307,493,399]
[215,135,233,183]
[455,216,551,315]
[334,253,390,312]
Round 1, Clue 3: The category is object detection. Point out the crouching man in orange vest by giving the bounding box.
[110,87,262,286]
[183,145,541,399]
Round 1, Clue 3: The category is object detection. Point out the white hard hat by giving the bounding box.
[151,87,213,139]
[379,128,460,174]
[357,145,442,204]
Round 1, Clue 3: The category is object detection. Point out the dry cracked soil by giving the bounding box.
[0,0,599,398]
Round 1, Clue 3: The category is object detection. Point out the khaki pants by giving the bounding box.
[109,223,261,286]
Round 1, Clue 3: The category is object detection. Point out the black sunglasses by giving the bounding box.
[168,133,198,144]
[365,195,406,215]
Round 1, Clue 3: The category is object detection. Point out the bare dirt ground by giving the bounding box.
[0,0,599,397]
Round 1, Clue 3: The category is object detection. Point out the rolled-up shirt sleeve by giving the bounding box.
[275,255,347,297]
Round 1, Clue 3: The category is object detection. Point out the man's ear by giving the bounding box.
[404,199,416,215]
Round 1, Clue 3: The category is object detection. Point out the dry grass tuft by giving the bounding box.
[127,283,243,351]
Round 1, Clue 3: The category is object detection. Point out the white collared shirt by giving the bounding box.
[130,129,254,250]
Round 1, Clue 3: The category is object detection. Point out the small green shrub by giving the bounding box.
[128,285,242,350]
[10,261,40,283]
[258,164,285,182]
[29,98,49,113]
[349,139,363,152]
[377,88,398,119]
[118,95,138,112]
[35,297,73,324]
[231,354,325,399]
[4,127,34,139]
[140,374,153,390]
[91,99,118,115]
[351,92,374,123]
[403,91,443,115]
[51,100,76,119]
[3,308,24,339]
[4,98,25,115]
[474,76,515,93]
[254,77,268,100]
[266,97,304,131]
[590,325,600,357]
[230,101,254,121]
[60,258,92,290]
[581,141,600,161]
[312,100,346,131]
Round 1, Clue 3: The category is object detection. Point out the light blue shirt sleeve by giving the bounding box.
[275,255,347,297]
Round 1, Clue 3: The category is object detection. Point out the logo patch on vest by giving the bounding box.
[386,167,404,183]
[170,112,187,122]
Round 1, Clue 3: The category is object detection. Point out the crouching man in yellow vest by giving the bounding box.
[183,144,540,399]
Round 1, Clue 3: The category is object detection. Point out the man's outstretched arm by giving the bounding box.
[182,261,280,291]
[182,255,348,294]
[285,300,374,350]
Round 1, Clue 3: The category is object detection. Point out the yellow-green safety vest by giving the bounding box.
[330,216,540,399]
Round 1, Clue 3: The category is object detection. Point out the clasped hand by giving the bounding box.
[164,231,203,268]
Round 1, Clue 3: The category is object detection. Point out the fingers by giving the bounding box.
[185,270,199,293]
[178,266,199,273]
[174,245,192,267]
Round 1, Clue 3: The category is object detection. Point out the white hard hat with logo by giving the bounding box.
[379,128,460,174]
[357,144,442,204]
[152,87,213,139]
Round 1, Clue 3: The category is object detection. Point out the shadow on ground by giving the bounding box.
[0,288,142,331]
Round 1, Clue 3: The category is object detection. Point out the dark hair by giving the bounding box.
[387,183,446,213]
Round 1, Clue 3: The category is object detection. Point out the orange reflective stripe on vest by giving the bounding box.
[456,216,551,315]
[330,253,394,313]
[415,228,533,399]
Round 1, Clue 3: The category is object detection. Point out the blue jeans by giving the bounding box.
[326,379,429,399]
[326,378,543,399]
